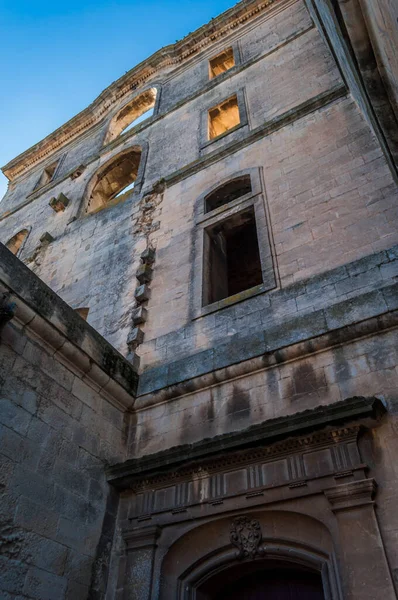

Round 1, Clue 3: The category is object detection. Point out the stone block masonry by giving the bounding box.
[0,0,397,597]
[0,245,138,600]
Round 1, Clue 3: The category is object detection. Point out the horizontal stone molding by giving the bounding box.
[164,84,346,190]
[0,243,138,409]
[137,284,398,404]
[107,396,385,488]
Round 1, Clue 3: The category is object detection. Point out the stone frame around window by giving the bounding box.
[208,43,240,80]
[31,154,66,195]
[191,168,277,319]
[199,88,248,150]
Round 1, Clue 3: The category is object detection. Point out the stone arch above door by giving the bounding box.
[159,510,342,600]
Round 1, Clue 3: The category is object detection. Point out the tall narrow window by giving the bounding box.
[208,95,240,140]
[35,160,59,190]
[85,148,141,214]
[5,229,29,256]
[105,88,157,144]
[209,47,235,79]
[194,170,277,314]
[203,207,263,305]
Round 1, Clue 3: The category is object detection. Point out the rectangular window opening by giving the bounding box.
[203,206,263,306]
[209,47,235,79]
[208,95,240,140]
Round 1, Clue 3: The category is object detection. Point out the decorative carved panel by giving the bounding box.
[230,515,263,559]
[127,426,363,520]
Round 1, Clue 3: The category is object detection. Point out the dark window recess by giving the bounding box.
[203,207,262,305]
[205,176,252,213]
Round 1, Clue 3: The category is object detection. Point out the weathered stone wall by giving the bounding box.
[0,0,367,358]
[131,317,398,456]
[138,98,398,367]
[0,0,397,597]
[0,246,136,600]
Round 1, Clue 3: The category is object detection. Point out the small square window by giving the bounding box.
[203,206,263,306]
[35,160,59,190]
[209,47,235,79]
[208,95,240,140]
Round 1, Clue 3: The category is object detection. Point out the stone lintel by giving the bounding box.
[325,478,377,512]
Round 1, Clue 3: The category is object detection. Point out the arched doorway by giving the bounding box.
[197,560,325,600]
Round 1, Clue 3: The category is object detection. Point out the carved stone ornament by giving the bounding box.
[230,516,263,559]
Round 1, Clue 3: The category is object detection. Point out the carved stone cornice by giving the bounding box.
[125,425,362,493]
[324,478,377,511]
[107,397,385,489]
[2,0,284,182]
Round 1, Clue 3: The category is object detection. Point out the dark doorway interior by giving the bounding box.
[197,561,325,600]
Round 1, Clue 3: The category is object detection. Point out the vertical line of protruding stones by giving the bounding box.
[126,247,156,364]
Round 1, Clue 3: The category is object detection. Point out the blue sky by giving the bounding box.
[0,0,235,200]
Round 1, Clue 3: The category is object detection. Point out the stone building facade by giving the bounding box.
[0,0,398,598]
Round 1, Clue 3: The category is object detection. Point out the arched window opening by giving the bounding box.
[5,229,29,256]
[123,107,154,134]
[205,175,252,213]
[114,180,135,199]
[198,561,325,600]
[105,88,157,144]
[85,148,141,215]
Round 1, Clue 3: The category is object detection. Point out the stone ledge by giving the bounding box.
[0,243,138,408]
[138,245,398,400]
[107,396,385,487]
[165,84,347,189]
[137,284,397,401]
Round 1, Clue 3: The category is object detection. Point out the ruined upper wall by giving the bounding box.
[0,0,397,365]
[1,0,283,185]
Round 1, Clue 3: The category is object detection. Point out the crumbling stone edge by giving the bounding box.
[0,243,138,409]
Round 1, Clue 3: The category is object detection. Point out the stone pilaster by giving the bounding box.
[122,526,160,600]
[325,479,396,600]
